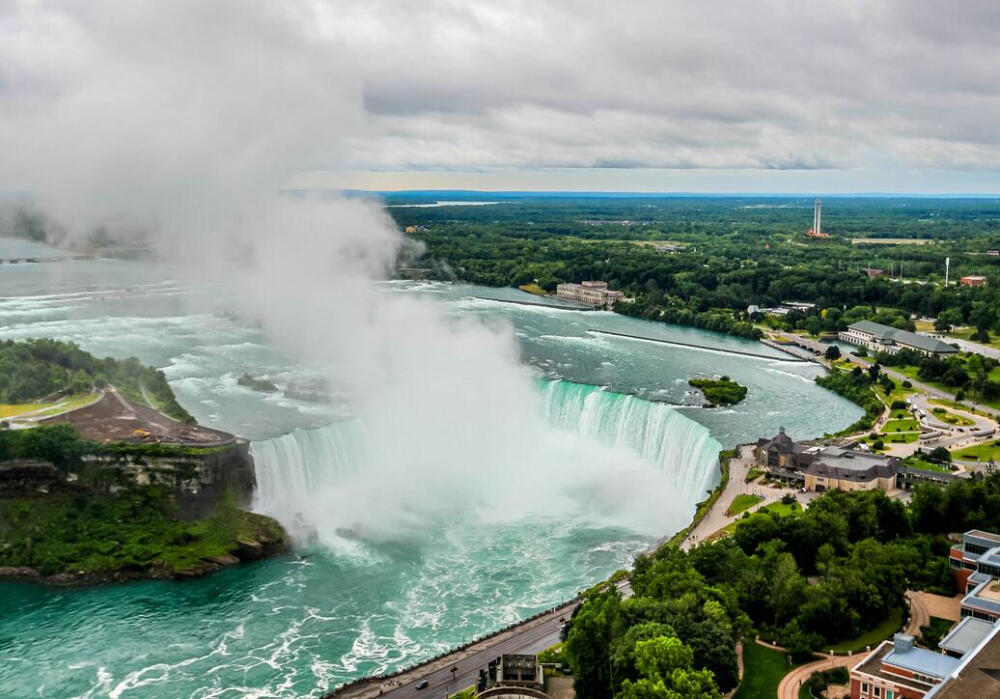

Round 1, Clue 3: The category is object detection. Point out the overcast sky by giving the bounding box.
[4,0,1000,193]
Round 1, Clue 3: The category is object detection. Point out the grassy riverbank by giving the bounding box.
[0,488,285,581]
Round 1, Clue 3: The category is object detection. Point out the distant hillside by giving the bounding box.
[0,339,193,422]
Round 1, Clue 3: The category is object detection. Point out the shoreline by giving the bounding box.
[0,519,288,587]
[327,448,732,697]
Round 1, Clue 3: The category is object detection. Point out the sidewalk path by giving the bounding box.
[680,444,754,551]
[905,591,961,636]
[778,654,857,699]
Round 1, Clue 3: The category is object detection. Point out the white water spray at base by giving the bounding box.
[251,379,721,548]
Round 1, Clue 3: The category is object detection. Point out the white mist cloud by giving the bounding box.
[0,0,705,543]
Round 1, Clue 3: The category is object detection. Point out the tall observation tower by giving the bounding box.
[813,199,822,237]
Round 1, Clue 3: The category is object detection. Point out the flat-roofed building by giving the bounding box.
[850,634,961,698]
[839,321,959,357]
[960,577,1000,623]
[924,621,1000,698]
[937,617,997,658]
[948,530,1000,591]
[960,275,987,287]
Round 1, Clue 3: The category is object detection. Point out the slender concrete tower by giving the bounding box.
[945,257,950,286]
[813,199,822,236]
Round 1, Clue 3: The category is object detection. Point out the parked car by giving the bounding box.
[416,680,429,690]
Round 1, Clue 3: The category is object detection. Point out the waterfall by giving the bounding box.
[539,379,722,503]
[251,379,722,539]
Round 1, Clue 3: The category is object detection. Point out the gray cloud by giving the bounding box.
[313,0,1000,172]
[3,0,1000,184]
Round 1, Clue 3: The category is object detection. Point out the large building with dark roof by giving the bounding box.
[755,427,902,492]
[839,320,958,357]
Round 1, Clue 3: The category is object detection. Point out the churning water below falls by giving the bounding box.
[0,247,861,698]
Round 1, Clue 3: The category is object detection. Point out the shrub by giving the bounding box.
[928,447,952,464]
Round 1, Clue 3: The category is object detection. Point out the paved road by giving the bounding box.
[330,602,576,699]
[330,581,633,699]
[919,333,1000,362]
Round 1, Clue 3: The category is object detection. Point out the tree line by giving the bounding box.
[560,476,1000,699]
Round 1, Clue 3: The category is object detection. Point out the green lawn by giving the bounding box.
[905,457,953,473]
[827,608,904,653]
[930,408,975,426]
[946,327,1000,350]
[888,365,953,396]
[0,402,47,418]
[931,398,991,418]
[720,501,801,537]
[883,432,919,443]
[0,393,98,419]
[952,440,1000,462]
[884,418,918,432]
[733,643,796,699]
[745,468,764,483]
[725,494,763,517]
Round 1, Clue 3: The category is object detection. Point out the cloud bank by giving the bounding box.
[3,0,999,190]
[313,0,1000,175]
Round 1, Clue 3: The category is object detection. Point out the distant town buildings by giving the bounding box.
[862,267,886,278]
[839,320,959,357]
[555,281,623,309]
[987,250,1000,257]
[960,275,987,287]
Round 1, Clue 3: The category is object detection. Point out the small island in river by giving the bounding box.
[688,375,747,407]
[0,339,286,584]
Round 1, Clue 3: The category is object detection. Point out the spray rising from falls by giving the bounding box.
[539,380,722,501]
[252,379,721,546]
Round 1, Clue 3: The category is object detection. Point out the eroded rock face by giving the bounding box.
[2,441,258,517]
[0,460,80,497]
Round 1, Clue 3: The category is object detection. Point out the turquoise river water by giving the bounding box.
[0,241,861,698]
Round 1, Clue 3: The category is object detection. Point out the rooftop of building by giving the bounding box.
[962,579,1000,615]
[883,634,962,679]
[759,426,796,452]
[969,571,994,587]
[939,618,997,657]
[853,639,944,693]
[926,623,1000,697]
[803,445,899,481]
[846,320,958,354]
[966,530,1000,545]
